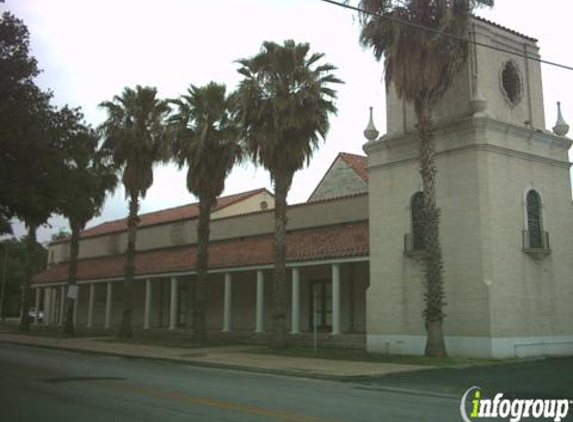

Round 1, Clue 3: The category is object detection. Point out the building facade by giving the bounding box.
[32,18,573,358]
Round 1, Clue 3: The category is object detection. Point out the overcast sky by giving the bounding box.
[2,0,573,243]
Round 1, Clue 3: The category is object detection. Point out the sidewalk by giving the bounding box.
[0,332,430,380]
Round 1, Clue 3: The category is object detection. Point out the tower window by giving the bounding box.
[501,61,522,106]
[526,190,543,248]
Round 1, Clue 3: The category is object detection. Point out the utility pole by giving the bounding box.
[0,243,8,322]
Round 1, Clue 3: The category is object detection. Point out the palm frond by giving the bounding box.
[98,85,171,199]
[168,81,242,203]
[234,40,342,180]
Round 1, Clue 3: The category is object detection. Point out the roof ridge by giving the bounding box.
[472,15,537,42]
[338,152,368,182]
[50,187,272,245]
[131,186,269,219]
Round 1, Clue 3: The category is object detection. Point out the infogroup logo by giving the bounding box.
[460,386,571,422]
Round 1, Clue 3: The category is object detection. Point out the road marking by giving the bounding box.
[44,376,125,383]
[103,381,347,422]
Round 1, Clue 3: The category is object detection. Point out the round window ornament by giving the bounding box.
[500,60,523,106]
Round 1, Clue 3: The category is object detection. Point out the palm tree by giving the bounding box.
[235,40,342,348]
[357,0,492,357]
[57,107,117,336]
[99,85,170,338]
[168,82,242,342]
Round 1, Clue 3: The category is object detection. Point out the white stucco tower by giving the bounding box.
[364,17,573,358]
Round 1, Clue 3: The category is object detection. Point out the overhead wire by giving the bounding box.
[317,0,573,72]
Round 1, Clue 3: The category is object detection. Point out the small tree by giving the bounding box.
[236,40,342,347]
[99,86,170,338]
[169,82,242,342]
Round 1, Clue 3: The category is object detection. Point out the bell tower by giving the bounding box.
[386,17,547,136]
[364,17,573,358]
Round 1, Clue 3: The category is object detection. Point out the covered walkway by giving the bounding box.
[31,222,369,346]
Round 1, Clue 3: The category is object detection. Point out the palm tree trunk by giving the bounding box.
[119,193,139,338]
[415,100,447,358]
[193,197,212,342]
[18,224,37,332]
[271,172,292,348]
[63,222,81,336]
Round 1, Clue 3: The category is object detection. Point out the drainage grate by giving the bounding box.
[44,376,125,383]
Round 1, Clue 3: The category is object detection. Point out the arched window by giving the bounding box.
[526,190,543,248]
[411,192,425,251]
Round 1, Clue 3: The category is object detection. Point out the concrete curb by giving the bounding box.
[354,383,460,400]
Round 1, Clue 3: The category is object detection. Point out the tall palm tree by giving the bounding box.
[357,0,492,357]
[235,40,342,348]
[57,107,117,336]
[99,85,170,338]
[169,82,242,342]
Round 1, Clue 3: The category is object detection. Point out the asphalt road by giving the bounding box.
[0,343,465,422]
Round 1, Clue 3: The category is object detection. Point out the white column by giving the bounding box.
[59,286,65,326]
[48,287,56,324]
[144,279,152,330]
[87,283,95,328]
[34,287,40,325]
[51,288,57,324]
[255,270,264,333]
[105,282,113,328]
[290,267,300,334]
[73,285,78,325]
[223,273,232,332]
[169,277,178,330]
[331,264,341,335]
[44,287,51,326]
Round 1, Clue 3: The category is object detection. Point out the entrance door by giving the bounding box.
[309,280,332,331]
[177,286,188,327]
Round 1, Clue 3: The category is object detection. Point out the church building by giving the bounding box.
[32,17,573,358]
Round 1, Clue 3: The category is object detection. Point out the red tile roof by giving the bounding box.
[33,222,368,284]
[339,153,368,182]
[52,188,272,244]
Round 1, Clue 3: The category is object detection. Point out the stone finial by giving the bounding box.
[552,102,569,136]
[469,74,488,117]
[363,106,379,142]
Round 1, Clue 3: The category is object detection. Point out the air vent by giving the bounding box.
[170,221,186,245]
[108,234,120,254]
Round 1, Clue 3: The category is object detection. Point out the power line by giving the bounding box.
[318,0,573,72]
